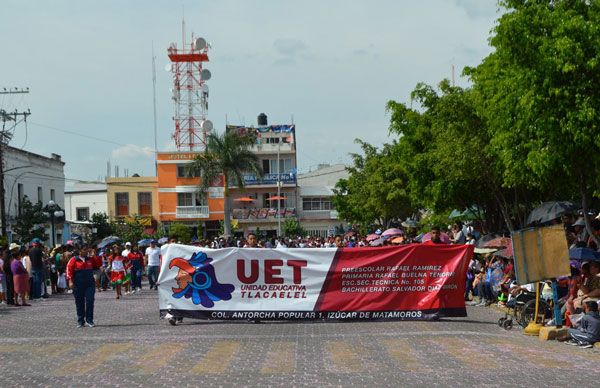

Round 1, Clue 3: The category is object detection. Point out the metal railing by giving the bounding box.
[176,205,209,219]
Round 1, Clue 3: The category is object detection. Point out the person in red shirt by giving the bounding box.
[128,245,144,293]
[66,246,101,328]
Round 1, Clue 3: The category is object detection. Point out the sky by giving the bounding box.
[0,0,500,184]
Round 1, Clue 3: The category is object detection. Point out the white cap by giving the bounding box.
[125,242,132,246]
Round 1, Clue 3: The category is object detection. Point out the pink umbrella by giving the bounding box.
[421,232,450,244]
[369,237,385,246]
[366,233,380,242]
[382,228,403,237]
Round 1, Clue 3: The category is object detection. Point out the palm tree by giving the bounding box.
[187,131,262,237]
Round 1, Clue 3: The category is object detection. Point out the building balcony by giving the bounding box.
[299,210,339,220]
[176,205,209,219]
[233,207,296,222]
[237,173,296,187]
[250,142,294,154]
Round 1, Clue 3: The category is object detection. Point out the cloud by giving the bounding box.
[273,38,308,56]
[111,144,155,160]
[453,0,499,19]
[272,38,310,65]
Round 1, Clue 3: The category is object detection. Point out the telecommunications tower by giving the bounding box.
[167,31,213,151]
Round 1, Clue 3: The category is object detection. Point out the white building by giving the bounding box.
[2,145,65,243]
[297,164,349,237]
[64,182,107,222]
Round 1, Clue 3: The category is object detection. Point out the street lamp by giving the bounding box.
[43,200,64,247]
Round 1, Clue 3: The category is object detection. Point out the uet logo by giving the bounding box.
[237,259,307,284]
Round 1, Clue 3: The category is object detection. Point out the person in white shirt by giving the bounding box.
[121,242,131,258]
[145,241,161,290]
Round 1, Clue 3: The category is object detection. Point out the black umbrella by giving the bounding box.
[526,201,577,226]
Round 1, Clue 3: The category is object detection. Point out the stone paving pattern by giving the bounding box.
[1,289,599,387]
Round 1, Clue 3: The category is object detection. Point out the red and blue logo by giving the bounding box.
[169,251,234,308]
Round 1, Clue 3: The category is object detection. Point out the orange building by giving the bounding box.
[156,151,224,235]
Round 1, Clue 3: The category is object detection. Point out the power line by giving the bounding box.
[28,121,127,147]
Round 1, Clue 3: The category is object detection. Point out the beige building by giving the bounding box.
[297,164,349,237]
[106,176,159,226]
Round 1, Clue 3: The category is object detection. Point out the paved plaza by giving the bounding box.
[1,289,598,387]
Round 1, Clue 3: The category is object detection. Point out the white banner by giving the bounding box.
[157,244,336,313]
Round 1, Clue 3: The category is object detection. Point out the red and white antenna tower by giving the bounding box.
[167,29,213,151]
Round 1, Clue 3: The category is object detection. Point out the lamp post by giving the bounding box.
[43,200,64,247]
[277,141,281,238]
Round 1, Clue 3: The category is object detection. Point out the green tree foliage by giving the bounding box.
[112,216,145,245]
[13,196,47,243]
[337,1,600,234]
[333,140,414,229]
[168,223,192,244]
[187,131,263,237]
[467,0,600,237]
[90,212,113,240]
[283,218,305,238]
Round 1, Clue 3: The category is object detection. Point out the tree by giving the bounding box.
[90,212,112,240]
[333,140,414,229]
[168,223,192,244]
[468,0,600,240]
[283,218,305,238]
[13,196,47,243]
[187,131,262,237]
[112,216,145,244]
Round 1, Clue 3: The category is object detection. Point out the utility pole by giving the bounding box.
[0,87,31,237]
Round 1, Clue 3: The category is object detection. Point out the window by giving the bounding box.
[177,192,206,207]
[262,158,292,174]
[303,197,332,211]
[115,193,129,216]
[76,207,90,221]
[177,164,199,178]
[177,193,193,207]
[138,192,152,215]
[50,189,55,201]
[37,186,43,203]
[262,159,270,174]
[265,193,287,208]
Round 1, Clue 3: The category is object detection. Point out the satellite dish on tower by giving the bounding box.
[195,37,207,50]
[200,69,212,80]
[201,120,213,131]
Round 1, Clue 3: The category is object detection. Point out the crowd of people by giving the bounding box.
[1,216,598,347]
[0,239,162,327]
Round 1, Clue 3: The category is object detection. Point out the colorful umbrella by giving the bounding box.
[138,238,153,246]
[390,236,404,244]
[569,247,600,261]
[494,240,513,258]
[382,228,403,237]
[482,237,511,249]
[369,237,385,246]
[97,236,120,249]
[234,197,255,202]
[158,237,169,244]
[421,232,450,244]
[366,233,380,242]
